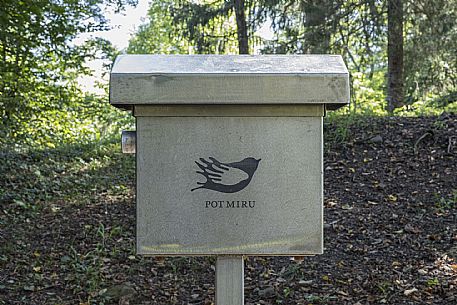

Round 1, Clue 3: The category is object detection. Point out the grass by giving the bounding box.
[0,136,136,303]
[0,135,135,215]
[435,189,457,212]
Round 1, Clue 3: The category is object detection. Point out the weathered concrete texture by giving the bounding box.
[112,54,347,74]
[216,256,244,305]
[109,55,349,109]
[136,115,323,255]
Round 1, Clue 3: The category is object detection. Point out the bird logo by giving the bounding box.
[191,157,261,193]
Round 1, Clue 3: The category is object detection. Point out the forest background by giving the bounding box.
[1,0,456,149]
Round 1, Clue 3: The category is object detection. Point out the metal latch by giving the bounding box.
[121,131,136,154]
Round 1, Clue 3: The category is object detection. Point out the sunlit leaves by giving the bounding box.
[0,0,136,147]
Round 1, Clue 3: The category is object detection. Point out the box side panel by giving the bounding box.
[136,116,323,255]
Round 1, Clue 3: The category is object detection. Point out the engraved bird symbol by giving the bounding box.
[191,157,261,193]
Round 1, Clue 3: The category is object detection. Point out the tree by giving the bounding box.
[127,0,189,54]
[260,0,387,112]
[129,0,456,113]
[234,0,249,54]
[261,0,340,54]
[404,0,457,105]
[167,0,263,54]
[0,0,136,145]
[387,0,404,113]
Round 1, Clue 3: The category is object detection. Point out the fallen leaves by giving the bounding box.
[1,115,456,304]
[404,287,418,296]
[404,223,422,234]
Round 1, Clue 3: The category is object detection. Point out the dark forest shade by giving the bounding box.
[234,0,249,54]
[387,0,404,112]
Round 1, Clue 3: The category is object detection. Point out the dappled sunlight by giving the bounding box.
[0,139,135,214]
[1,0,456,303]
[2,115,455,303]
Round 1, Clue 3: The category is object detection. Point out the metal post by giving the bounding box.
[216,255,244,305]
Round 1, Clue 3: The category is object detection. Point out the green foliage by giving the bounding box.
[127,0,456,115]
[0,137,135,217]
[170,0,238,54]
[281,262,304,280]
[394,95,457,116]
[128,0,264,55]
[377,280,393,296]
[435,190,457,212]
[426,278,440,287]
[0,0,455,150]
[0,138,137,303]
[2,90,133,148]
[324,112,368,150]
[351,70,387,115]
[0,0,136,148]
[304,294,332,303]
[127,0,189,54]
[282,287,291,298]
[404,0,457,101]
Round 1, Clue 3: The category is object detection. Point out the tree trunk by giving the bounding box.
[234,0,249,54]
[387,0,404,113]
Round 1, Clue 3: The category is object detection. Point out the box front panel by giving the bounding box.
[137,116,323,255]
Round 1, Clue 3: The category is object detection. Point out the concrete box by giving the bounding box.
[110,55,349,255]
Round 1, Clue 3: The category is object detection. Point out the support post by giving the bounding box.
[216,255,244,305]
